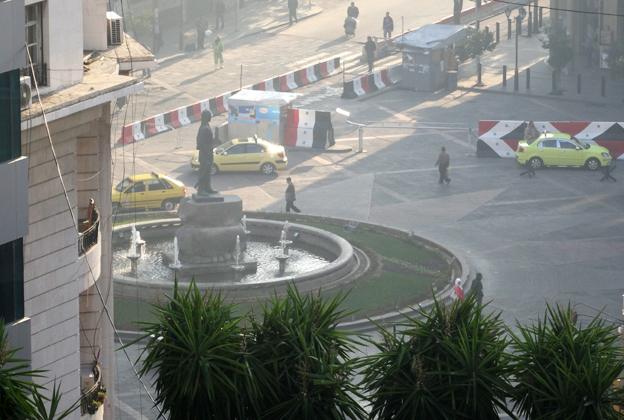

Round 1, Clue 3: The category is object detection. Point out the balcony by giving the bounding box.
[77,211,101,293]
[81,364,105,420]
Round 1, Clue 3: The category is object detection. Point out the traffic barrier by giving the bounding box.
[477,120,624,160]
[342,66,400,99]
[118,56,342,144]
[284,108,335,149]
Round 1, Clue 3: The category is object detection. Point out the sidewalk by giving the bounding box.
[153,2,323,63]
[457,13,624,106]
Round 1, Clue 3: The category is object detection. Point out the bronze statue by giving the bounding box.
[195,110,218,195]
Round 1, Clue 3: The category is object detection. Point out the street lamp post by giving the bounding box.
[514,15,520,92]
[505,6,512,40]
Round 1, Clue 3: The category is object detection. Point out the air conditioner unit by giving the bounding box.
[20,76,32,110]
[106,11,123,46]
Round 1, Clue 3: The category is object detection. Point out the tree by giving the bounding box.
[361,296,514,419]
[248,285,366,420]
[0,321,78,420]
[510,304,624,419]
[456,27,496,61]
[542,22,573,93]
[131,281,267,420]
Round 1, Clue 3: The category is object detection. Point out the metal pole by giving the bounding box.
[507,18,512,40]
[514,17,519,92]
[577,73,581,94]
[539,7,543,26]
[240,64,243,90]
[477,62,483,86]
[601,75,606,97]
[533,0,539,33]
[496,22,500,44]
[357,126,364,153]
[526,68,530,90]
[401,16,404,37]
[503,64,507,87]
[528,11,532,37]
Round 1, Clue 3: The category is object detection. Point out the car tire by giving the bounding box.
[210,164,219,175]
[260,162,276,176]
[162,199,177,211]
[528,157,543,170]
[585,158,600,171]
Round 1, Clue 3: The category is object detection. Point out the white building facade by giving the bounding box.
[3,0,145,418]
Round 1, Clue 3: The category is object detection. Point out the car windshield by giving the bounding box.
[115,178,133,192]
[571,138,590,149]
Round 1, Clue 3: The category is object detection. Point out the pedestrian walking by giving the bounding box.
[285,177,301,213]
[469,273,484,305]
[196,18,207,50]
[364,36,376,72]
[347,2,359,18]
[382,12,394,38]
[215,0,225,30]
[453,278,465,301]
[600,160,616,182]
[213,35,224,69]
[435,146,451,184]
[519,160,536,177]
[524,120,540,142]
[288,0,298,25]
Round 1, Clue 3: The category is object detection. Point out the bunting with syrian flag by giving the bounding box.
[284,108,335,149]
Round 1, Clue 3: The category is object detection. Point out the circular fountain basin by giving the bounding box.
[113,219,360,304]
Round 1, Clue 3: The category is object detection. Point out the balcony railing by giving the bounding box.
[78,212,99,256]
[80,364,106,416]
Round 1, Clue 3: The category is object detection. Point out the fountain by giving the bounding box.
[241,215,250,235]
[169,237,182,269]
[127,224,147,277]
[275,228,291,276]
[231,235,245,273]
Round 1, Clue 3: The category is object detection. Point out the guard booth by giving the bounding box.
[395,24,467,92]
[226,89,298,145]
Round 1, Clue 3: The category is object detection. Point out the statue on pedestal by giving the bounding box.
[195,110,218,197]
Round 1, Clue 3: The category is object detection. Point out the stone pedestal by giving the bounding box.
[176,195,247,265]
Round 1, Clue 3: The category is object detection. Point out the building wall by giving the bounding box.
[82,0,108,51]
[22,103,111,418]
[25,0,84,90]
[0,0,26,74]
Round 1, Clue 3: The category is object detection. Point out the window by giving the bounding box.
[130,182,146,192]
[0,239,24,324]
[540,140,557,148]
[24,3,46,86]
[559,141,577,149]
[0,69,21,163]
[147,179,169,191]
[227,145,247,154]
[246,144,265,153]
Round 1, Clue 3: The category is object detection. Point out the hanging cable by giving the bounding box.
[492,0,624,18]
[25,44,164,418]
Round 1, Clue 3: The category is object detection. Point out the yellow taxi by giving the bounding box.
[516,132,612,170]
[191,136,288,176]
[112,173,187,211]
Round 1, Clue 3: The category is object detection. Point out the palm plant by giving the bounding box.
[248,285,367,420]
[132,281,265,420]
[510,304,624,419]
[0,321,77,420]
[361,295,514,419]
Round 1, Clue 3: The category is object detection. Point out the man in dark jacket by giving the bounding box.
[435,146,451,184]
[347,2,359,18]
[196,111,217,195]
[288,0,298,25]
[383,12,394,38]
[285,177,301,213]
[364,36,376,72]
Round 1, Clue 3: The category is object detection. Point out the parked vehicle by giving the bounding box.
[112,172,186,211]
[191,136,288,176]
[516,132,612,170]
